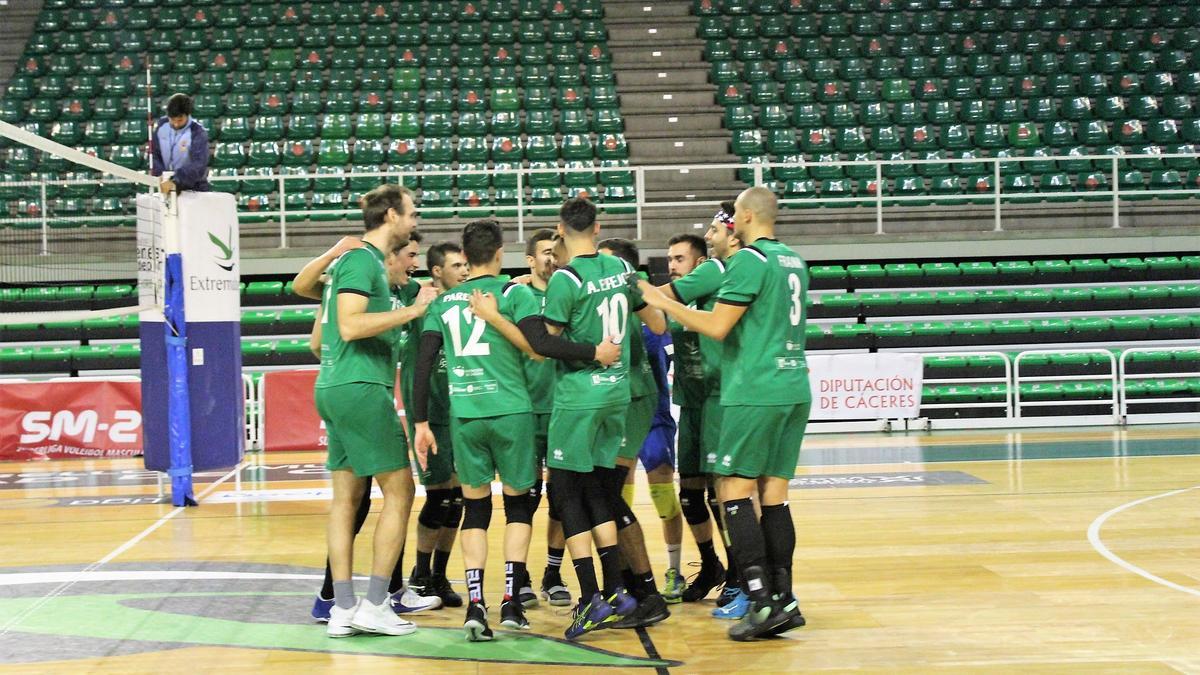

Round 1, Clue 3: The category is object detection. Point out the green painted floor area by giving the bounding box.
[801,434,1200,467]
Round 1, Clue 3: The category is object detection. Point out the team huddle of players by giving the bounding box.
[297,183,812,643]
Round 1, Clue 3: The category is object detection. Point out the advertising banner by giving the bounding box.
[262,369,406,452]
[0,380,143,460]
[808,353,924,420]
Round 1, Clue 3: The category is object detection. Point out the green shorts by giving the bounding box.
[450,412,537,491]
[676,405,703,477]
[407,420,454,486]
[533,412,551,464]
[316,382,409,478]
[715,402,810,480]
[620,393,657,461]
[547,403,626,472]
[700,395,725,474]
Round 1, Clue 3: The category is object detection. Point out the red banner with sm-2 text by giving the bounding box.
[0,380,143,460]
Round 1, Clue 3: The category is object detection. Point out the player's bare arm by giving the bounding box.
[291,236,364,299]
[638,280,747,341]
[468,291,620,366]
[336,289,432,341]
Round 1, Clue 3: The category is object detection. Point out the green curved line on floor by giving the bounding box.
[0,592,676,668]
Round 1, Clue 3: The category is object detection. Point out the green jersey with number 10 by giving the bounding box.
[543,252,641,410]
[715,239,811,407]
[421,275,540,419]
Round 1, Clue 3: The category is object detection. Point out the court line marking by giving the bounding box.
[1087,484,1200,599]
[0,463,245,638]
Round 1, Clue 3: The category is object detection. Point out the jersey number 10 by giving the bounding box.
[596,294,629,342]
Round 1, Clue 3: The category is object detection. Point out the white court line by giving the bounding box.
[1087,485,1200,599]
[0,463,245,637]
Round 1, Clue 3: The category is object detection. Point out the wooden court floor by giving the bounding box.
[1,425,1199,673]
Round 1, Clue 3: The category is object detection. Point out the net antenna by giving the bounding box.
[0,119,162,326]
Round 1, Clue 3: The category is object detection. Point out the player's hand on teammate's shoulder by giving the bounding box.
[327,235,363,258]
[415,284,440,306]
[511,273,533,285]
[594,336,621,367]
[637,279,669,308]
[468,289,501,323]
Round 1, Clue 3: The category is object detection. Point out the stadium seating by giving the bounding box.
[696,0,1200,202]
[0,0,630,226]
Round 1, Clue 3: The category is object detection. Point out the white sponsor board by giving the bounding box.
[807,353,924,419]
[179,191,240,322]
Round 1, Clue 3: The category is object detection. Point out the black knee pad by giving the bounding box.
[419,488,452,530]
[527,477,543,509]
[550,469,591,539]
[707,482,723,524]
[580,473,615,528]
[461,496,493,531]
[680,487,711,526]
[442,486,464,529]
[545,479,561,522]
[503,492,535,525]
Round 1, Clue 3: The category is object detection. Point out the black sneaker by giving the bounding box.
[611,592,670,629]
[432,573,463,608]
[681,560,726,603]
[463,601,493,642]
[540,567,572,606]
[407,571,442,609]
[765,593,806,636]
[517,569,538,609]
[728,594,797,642]
[499,598,530,630]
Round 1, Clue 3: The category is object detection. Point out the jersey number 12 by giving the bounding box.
[442,305,491,356]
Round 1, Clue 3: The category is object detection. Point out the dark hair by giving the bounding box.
[667,233,707,259]
[598,237,639,269]
[426,241,462,271]
[462,218,504,266]
[407,230,423,244]
[525,228,557,257]
[360,184,413,232]
[719,200,736,218]
[559,197,596,233]
[165,93,192,118]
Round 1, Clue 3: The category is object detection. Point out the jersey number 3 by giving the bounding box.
[442,305,491,356]
[787,273,803,326]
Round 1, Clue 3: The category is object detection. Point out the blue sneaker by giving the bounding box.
[604,586,637,624]
[311,595,333,623]
[565,592,615,640]
[716,584,741,608]
[712,590,750,620]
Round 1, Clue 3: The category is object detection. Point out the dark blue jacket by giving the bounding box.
[150,117,211,192]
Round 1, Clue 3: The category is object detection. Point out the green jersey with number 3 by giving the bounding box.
[715,239,811,406]
[421,275,540,419]
[543,252,641,410]
[315,244,396,389]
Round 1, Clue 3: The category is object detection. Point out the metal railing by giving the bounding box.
[3,152,1199,252]
[1117,346,1200,418]
[1013,348,1119,419]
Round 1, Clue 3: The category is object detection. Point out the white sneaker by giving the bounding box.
[391,586,442,613]
[351,598,418,636]
[327,603,361,638]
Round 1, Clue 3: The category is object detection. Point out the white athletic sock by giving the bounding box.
[667,544,681,573]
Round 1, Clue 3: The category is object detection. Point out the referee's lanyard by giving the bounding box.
[166,125,187,171]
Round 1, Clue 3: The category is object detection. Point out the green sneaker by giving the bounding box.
[662,568,687,604]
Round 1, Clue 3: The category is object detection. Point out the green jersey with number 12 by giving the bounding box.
[421,275,540,419]
[543,252,642,410]
[715,239,811,406]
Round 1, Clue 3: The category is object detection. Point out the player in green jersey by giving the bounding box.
[640,187,809,641]
[476,198,668,638]
[596,238,674,623]
[401,241,470,610]
[662,206,749,610]
[312,184,436,638]
[298,233,444,618]
[523,228,572,608]
[413,218,613,640]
